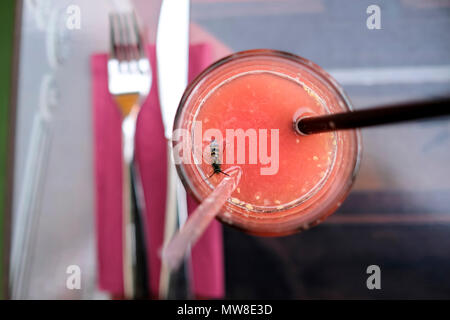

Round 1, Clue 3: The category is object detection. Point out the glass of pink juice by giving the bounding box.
[173,50,361,236]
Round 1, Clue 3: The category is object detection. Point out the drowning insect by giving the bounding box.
[208,138,229,178]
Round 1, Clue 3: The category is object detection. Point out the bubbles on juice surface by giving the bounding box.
[193,71,338,213]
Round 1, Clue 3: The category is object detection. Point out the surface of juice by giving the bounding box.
[194,71,336,210]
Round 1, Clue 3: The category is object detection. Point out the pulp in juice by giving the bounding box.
[194,71,336,211]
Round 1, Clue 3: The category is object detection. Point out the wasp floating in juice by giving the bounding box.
[208,138,229,178]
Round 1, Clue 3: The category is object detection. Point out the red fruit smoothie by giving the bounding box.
[195,72,336,209]
[174,50,360,236]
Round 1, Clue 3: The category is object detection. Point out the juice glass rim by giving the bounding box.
[173,49,362,236]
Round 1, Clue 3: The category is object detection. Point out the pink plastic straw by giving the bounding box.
[161,166,242,271]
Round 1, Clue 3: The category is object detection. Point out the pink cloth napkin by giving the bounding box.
[91,43,224,298]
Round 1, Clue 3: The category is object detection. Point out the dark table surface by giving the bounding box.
[191,0,450,299]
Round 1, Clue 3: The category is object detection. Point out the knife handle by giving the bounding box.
[159,141,178,299]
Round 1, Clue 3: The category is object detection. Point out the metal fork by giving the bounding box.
[108,12,151,299]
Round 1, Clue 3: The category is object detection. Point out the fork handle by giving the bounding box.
[129,161,150,299]
[123,159,150,299]
[122,158,134,299]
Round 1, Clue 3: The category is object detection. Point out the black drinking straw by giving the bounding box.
[296,97,450,135]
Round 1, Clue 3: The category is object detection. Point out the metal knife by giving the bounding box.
[156,0,192,299]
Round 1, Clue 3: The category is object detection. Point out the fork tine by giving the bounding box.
[116,13,127,61]
[122,13,136,62]
[111,13,124,61]
[109,13,118,59]
[130,11,145,59]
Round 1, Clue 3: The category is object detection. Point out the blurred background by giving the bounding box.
[1,0,450,299]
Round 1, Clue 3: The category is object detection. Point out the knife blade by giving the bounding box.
[156,0,192,299]
[156,0,190,140]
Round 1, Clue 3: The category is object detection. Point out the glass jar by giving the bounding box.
[173,49,361,236]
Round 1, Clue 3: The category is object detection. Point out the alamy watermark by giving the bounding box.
[66,265,81,290]
[66,5,81,30]
[172,121,280,176]
[366,265,381,290]
[367,5,381,30]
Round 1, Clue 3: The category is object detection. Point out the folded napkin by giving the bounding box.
[91,43,224,298]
